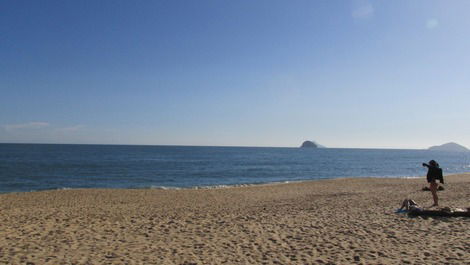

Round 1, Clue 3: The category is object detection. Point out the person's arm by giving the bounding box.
[422,163,430,168]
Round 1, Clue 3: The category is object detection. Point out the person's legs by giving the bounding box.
[430,181,438,206]
[399,199,406,210]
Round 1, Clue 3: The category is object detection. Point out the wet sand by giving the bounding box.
[1,174,469,264]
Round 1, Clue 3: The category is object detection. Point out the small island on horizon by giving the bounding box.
[300,141,317,148]
[300,140,326,148]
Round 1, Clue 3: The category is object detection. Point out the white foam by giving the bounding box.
[57,187,74,190]
[400,176,424,179]
[149,181,290,191]
[149,186,181,190]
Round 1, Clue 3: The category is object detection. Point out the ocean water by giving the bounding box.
[0,143,469,193]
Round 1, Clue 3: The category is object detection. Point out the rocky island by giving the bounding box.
[300,140,318,148]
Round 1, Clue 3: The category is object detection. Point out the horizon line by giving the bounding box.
[0,141,430,150]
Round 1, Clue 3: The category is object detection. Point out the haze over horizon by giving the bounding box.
[1,1,469,149]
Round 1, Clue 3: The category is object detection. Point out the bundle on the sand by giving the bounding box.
[408,207,470,217]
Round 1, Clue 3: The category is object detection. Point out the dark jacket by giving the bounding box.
[424,164,444,184]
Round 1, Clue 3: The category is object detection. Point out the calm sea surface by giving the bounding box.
[0,143,469,193]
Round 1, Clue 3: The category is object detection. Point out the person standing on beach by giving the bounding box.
[422,160,444,207]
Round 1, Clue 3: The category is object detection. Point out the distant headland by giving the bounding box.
[428,142,469,152]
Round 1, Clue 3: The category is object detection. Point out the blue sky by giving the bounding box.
[1,0,469,148]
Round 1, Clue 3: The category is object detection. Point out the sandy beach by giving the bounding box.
[1,174,469,264]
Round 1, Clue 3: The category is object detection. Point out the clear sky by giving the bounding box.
[1,0,469,149]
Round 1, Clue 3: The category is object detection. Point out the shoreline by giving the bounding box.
[1,173,469,264]
[1,172,466,195]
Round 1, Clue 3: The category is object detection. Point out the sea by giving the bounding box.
[0,143,469,193]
